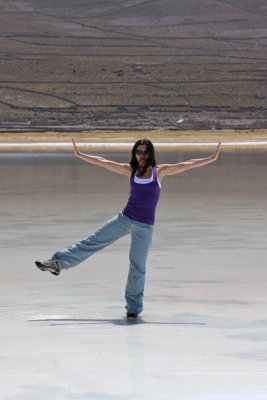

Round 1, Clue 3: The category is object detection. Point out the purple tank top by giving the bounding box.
[122,167,161,225]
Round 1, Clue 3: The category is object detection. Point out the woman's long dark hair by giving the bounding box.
[130,138,157,176]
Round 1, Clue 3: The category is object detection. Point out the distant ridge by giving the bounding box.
[0,0,266,131]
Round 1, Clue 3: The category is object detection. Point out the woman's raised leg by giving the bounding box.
[54,212,130,270]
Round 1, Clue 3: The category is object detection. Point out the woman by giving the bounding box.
[36,138,221,318]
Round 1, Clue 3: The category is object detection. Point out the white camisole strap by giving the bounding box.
[134,169,161,188]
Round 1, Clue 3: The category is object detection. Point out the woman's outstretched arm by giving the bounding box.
[72,138,131,178]
[157,142,221,181]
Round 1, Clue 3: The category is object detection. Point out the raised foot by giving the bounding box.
[35,257,60,276]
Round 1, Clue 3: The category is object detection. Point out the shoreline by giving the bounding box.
[0,129,266,152]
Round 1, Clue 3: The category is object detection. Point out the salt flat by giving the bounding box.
[1,149,267,399]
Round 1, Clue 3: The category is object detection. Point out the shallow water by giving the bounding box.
[1,150,267,399]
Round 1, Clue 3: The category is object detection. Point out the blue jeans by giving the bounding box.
[54,213,154,314]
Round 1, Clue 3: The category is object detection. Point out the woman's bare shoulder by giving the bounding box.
[156,164,169,174]
[123,163,132,179]
[156,165,166,183]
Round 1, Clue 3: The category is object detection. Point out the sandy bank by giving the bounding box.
[0,129,266,152]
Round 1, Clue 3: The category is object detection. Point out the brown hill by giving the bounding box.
[0,0,266,131]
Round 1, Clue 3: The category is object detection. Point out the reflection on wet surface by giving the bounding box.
[1,150,267,255]
[1,150,267,399]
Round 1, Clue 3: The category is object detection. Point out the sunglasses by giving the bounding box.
[135,149,150,155]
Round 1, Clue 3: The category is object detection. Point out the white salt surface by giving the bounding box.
[1,141,267,151]
[1,150,267,399]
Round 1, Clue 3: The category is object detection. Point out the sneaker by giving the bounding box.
[35,255,60,276]
[126,311,138,319]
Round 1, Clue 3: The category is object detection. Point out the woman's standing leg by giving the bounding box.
[125,219,153,315]
[55,213,130,270]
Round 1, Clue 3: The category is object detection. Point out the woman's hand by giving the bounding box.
[211,142,221,161]
[72,138,80,157]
